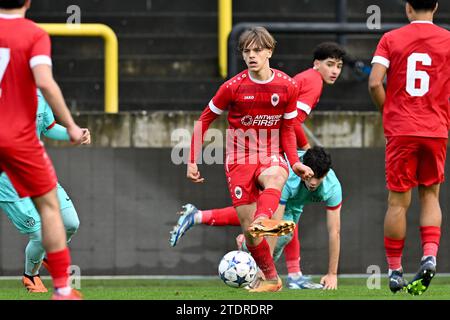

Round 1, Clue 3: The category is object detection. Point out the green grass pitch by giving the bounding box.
[1,276,450,300]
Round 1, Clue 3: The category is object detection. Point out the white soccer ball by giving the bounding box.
[218,250,257,288]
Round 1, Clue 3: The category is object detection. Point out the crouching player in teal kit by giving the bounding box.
[170,146,342,290]
[0,91,90,293]
[260,146,341,290]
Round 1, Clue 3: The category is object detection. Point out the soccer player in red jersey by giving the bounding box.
[0,0,83,299]
[294,42,345,149]
[187,27,314,292]
[369,0,450,295]
[172,43,346,290]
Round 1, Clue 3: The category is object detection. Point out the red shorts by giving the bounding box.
[0,142,58,198]
[385,136,448,192]
[225,154,289,207]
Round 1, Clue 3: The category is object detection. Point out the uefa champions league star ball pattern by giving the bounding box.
[218,250,257,288]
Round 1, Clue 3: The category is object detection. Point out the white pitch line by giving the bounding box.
[1,274,450,281]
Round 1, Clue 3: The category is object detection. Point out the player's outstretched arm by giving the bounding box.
[32,65,83,144]
[281,120,314,180]
[187,106,220,183]
[44,123,70,141]
[320,207,341,290]
[368,63,387,112]
[45,125,91,145]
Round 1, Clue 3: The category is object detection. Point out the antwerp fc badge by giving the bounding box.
[234,186,243,200]
[271,94,279,107]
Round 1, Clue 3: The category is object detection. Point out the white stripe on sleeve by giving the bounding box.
[297,101,312,115]
[30,55,52,68]
[208,100,224,115]
[284,110,298,120]
[371,56,390,68]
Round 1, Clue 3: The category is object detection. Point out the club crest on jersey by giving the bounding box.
[271,94,280,107]
[25,218,36,228]
[241,115,253,126]
[234,186,243,200]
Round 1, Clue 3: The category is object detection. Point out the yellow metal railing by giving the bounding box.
[38,23,119,114]
[218,0,232,79]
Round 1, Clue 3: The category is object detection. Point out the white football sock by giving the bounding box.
[288,272,303,279]
[194,211,202,224]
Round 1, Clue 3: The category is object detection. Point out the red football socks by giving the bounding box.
[46,247,71,289]
[420,226,441,258]
[201,207,240,226]
[247,238,278,280]
[254,188,281,220]
[384,237,405,270]
[284,226,301,274]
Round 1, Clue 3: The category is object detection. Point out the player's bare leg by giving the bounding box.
[407,184,441,295]
[418,184,442,228]
[384,190,411,293]
[384,190,411,238]
[32,189,66,254]
[32,189,81,300]
[248,166,295,237]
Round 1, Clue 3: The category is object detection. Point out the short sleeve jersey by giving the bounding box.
[371,21,450,138]
[280,151,342,219]
[0,91,56,202]
[0,14,52,147]
[208,69,299,156]
[293,68,324,122]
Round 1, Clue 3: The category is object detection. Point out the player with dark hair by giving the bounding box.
[369,0,449,295]
[0,0,25,9]
[251,146,341,290]
[0,0,83,299]
[294,42,345,148]
[404,0,439,11]
[187,26,314,292]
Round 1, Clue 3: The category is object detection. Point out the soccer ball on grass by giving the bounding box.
[218,250,257,288]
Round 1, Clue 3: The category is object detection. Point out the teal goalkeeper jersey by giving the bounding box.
[0,91,69,202]
[280,150,342,222]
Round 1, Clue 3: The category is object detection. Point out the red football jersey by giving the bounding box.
[293,68,324,122]
[190,69,300,164]
[0,14,52,146]
[209,69,299,161]
[372,21,450,138]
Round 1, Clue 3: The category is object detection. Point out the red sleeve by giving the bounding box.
[29,30,52,67]
[281,84,300,166]
[189,107,219,163]
[283,82,299,120]
[281,119,300,166]
[210,82,232,114]
[189,83,232,163]
[372,34,390,68]
[293,117,309,148]
[296,74,322,120]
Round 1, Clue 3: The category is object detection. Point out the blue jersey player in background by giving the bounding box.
[0,91,91,293]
